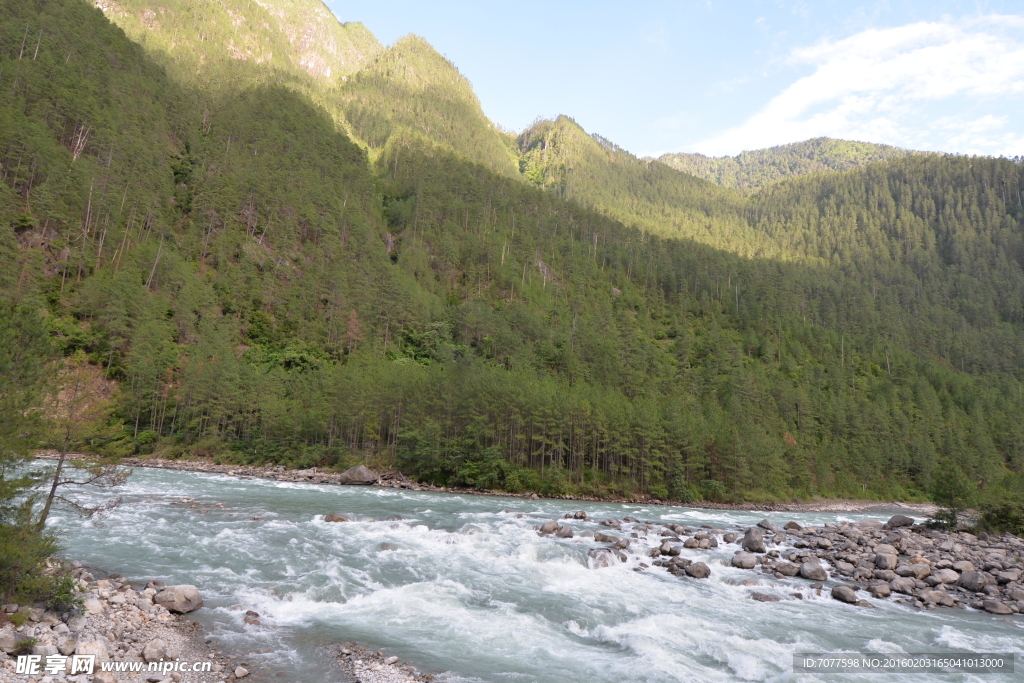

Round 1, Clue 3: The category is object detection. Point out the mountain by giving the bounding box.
[659,137,923,191]
[3,0,1023,508]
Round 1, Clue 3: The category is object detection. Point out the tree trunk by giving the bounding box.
[38,427,70,528]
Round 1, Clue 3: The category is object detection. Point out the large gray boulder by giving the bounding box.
[685,562,711,579]
[538,521,559,535]
[957,570,989,592]
[154,585,203,614]
[931,568,959,584]
[0,629,30,654]
[776,562,801,577]
[757,519,779,533]
[324,514,349,522]
[555,524,574,539]
[731,552,757,569]
[983,600,1012,614]
[741,527,766,553]
[831,585,858,604]
[799,561,828,581]
[338,465,378,485]
[875,553,898,570]
[885,514,915,529]
[890,576,917,594]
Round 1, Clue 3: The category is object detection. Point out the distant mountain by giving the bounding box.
[659,138,924,191]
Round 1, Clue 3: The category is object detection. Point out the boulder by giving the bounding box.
[722,533,738,544]
[741,527,766,554]
[594,532,620,544]
[952,560,975,572]
[875,553,898,571]
[57,635,78,656]
[0,629,30,654]
[784,521,802,531]
[982,599,1012,615]
[143,638,167,663]
[76,639,109,662]
[587,548,616,569]
[83,596,104,614]
[854,519,884,529]
[685,562,711,579]
[66,615,86,632]
[996,569,1021,584]
[750,592,780,602]
[873,544,898,556]
[776,562,801,577]
[154,585,203,614]
[573,511,587,520]
[885,514,915,530]
[538,521,559,535]
[683,537,700,549]
[890,576,917,594]
[868,583,891,598]
[555,524,574,539]
[235,666,250,679]
[757,519,779,533]
[831,585,858,604]
[958,570,989,592]
[835,561,855,574]
[338,465,378,485]
[324,514,349,522]
[800,562,828,581]
[931,568,959,584]
[732,552,757,569]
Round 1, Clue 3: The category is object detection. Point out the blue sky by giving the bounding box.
[326,1,1024,158]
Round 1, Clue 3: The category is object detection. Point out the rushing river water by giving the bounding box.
[46,465,1022,682]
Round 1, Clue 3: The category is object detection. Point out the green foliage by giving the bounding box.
[2,0,1024,509]
[44,574,83,613]
[928,458,978,529]
[660,137,922,191]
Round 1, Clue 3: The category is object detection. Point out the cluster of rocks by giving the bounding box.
[338,644,432,683]
[536,510,1023,616]
[0,567,241,683]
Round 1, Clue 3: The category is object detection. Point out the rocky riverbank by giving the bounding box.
[552,509,1024,616]
[0,568,244,683]
[34,452,940,514]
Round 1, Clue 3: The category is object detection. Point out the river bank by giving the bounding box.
[34,452,940,515]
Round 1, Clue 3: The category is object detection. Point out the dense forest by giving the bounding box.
[659,137,925,191]
[1,0,1023,519]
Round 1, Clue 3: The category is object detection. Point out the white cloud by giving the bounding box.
[691,16,1024,156]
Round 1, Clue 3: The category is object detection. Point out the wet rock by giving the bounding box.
[539,521,559,535]
[154,585,203,613]
[722,533,738,544]
[831,585,858,604]
[338,465,378,485]
[685,562,711,579]
[885,514,915,530]
[599,519,621,528]
[742,527,766,554]
[683,537,700,549]
[757,519,779,533]
[784,521,802,531]
[573,511,588,520]
[750,592,780,602]
[587,548,616,568]
[958,571,989,592]
[983,600,1012,614]
[594,532,620,544]
[386,515,405,521]
[799,562,828,581]
[324,514,349,522]
[776,562,801,577]
[378,543,396,551]
[555,524,574,539]
[732,552,757,569]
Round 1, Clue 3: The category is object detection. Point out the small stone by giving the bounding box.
[143,638,168,663]
[384,656,399,665]
[235,666,250,678]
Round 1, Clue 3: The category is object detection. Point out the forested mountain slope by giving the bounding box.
[659,138,923,191]
[3,0,1023,507]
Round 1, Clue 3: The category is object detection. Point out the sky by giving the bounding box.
[325,1,1024,159]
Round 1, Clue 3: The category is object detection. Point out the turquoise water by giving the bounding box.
[48,465,1023,682]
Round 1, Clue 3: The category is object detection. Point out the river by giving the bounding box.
[48,465,1023,682]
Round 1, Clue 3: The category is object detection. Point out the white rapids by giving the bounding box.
[48,466,1023,682]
